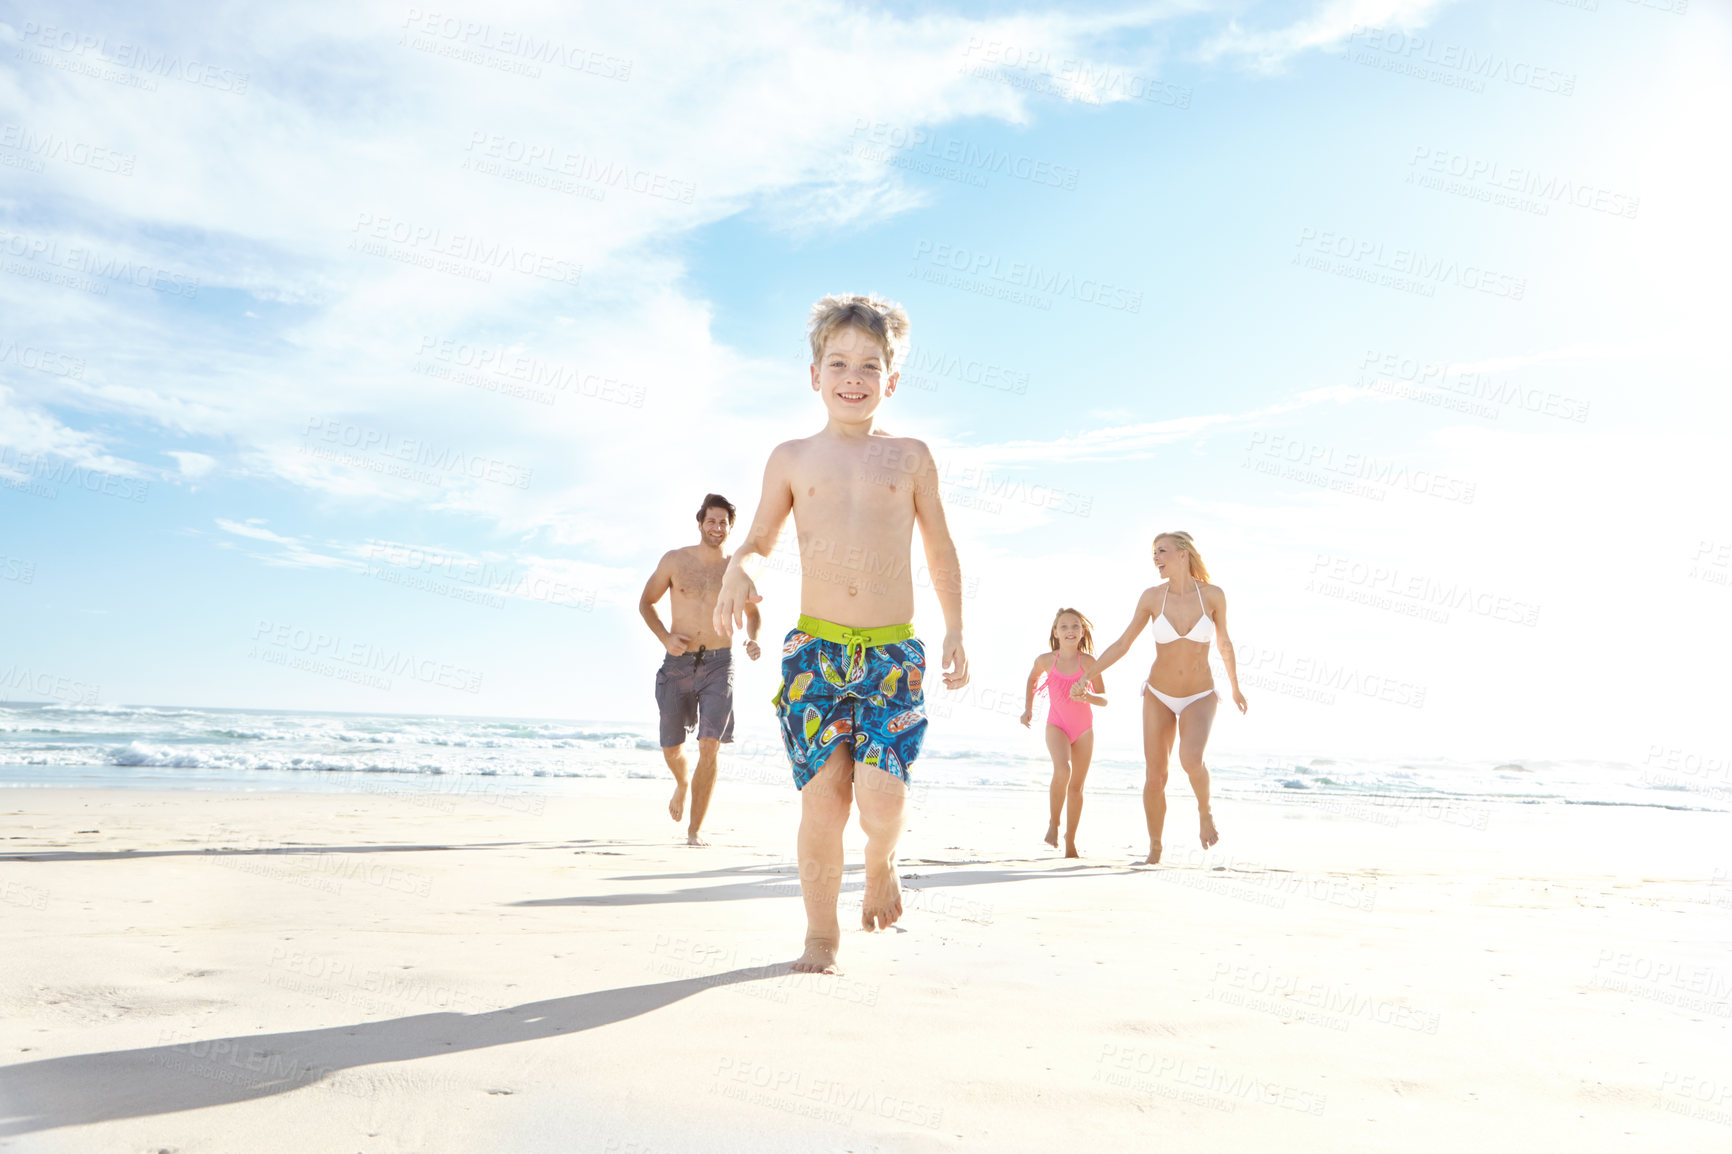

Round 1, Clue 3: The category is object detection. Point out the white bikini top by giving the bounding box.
[1149,581,1215,645]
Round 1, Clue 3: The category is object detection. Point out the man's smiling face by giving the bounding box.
[700,507,730,547]
[811,324,896,422]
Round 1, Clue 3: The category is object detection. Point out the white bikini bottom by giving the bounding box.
[1144,683,1215,716]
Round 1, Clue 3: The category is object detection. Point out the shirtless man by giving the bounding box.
[714,293,969,974]
[639,494,760,845]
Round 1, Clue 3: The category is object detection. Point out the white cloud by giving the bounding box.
[0,0,1213,556]
[165,449,216,478]
[1198,0,1453,70]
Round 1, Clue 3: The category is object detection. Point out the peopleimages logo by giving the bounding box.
[910,240,1141,312]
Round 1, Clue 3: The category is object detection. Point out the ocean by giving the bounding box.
[0,701,1717,817]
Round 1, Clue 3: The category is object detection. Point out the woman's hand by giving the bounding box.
[1232,687,1248,714]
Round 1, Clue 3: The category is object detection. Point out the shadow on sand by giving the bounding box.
[0,967,781,1135]
[512,860,1137,908]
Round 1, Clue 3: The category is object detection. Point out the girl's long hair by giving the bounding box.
[1049,608,1096,655]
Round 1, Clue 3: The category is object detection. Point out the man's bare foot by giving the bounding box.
[1199,811,1219,849]
[861,864,903,931]
[1064,840,1080,859]
[686,831,708,847]
[791,938,840,974]
[1043,823,1059,849]
[668,782,687,822]
[1144,841,1162,865]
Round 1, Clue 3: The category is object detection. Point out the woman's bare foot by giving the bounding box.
[1143,841,1162,865]
[792,938,840,974]
[668,782,687,822]
[1199,811,1219,849]
[1064,839,1080,859]
[1043,823,1059,848]
[861,864,903,931]
[686,830,708,847]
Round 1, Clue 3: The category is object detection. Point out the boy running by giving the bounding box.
[713,293,969,974]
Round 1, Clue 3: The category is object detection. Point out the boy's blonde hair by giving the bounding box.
[807,293,911,373]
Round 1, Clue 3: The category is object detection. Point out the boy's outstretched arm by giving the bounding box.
[714,445,794,638]
[911,440,968,689]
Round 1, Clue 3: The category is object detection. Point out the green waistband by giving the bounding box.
[796,615,916,650]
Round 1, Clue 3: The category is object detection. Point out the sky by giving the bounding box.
[1,0,1728,768]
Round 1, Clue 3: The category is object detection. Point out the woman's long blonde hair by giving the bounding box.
[1152,531,1211,583]
[1049,608,1096,654]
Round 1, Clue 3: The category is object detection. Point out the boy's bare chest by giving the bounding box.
[792,458,914,523]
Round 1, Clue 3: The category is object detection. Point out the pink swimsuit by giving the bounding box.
[1042,659,1093,743]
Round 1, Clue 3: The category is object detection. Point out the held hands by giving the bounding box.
[664,633,692,656]
[711,569,761,639]
[940,632,969,690]
[1067,657,1099,700]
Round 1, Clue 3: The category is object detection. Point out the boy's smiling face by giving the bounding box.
[810,324,897,421]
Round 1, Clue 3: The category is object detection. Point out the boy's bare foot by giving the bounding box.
[686,831,708,847]
[1144,841,1162,865]
[861,864,903,931]
[668,782,687,822]
[1043,823,1059,849]
[1199,811,1219,849]
[792,938,840,974]
[1064,840,1079,859]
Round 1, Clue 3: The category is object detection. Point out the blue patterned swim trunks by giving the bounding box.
[771,619,927,790]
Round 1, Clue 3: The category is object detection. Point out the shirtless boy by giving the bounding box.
[639,494,761,845]
[713,293,969,975]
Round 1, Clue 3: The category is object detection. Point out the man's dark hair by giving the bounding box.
[696,493,736,526]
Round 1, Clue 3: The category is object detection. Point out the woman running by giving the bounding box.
[1020,608,1106,857]
[1075,532,1246,863]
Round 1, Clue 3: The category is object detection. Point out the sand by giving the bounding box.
[1,778,1729,1153]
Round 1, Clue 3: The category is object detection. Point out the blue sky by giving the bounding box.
[2,0,1727,765]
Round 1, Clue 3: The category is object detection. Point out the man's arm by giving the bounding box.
[714,445,795,638]
[639,553,688,655]
[910,439,968,689]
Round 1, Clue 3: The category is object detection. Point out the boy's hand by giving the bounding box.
[712,569,761,638]
[940,632,969,690]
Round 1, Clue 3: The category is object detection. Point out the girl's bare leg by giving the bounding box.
[1176,693,1220,849]
[1063,729,1094,857]
[1043,724,1072,848]
[1141,688,1178,864]
[793,744,854,973]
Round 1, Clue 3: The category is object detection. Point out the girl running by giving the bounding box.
[1020,608,1107,857]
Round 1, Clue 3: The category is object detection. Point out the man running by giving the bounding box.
[639,493,760,845]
